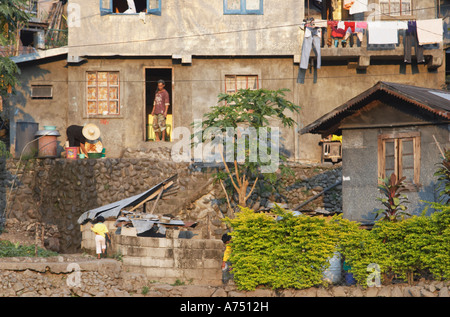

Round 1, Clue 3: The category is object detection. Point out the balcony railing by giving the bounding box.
[311,25,444,70]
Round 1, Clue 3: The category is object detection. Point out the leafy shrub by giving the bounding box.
[374,173,410,222]
[223,206,342,290]
[339,207,450,286]
[224,205,450,290]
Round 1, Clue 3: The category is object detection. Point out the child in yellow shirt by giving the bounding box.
[221,233,233,285]
[91,216,110,259]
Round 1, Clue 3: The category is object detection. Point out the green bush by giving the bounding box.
[223,206,342,290]
[224,205,450,290]
[338,206,450,286]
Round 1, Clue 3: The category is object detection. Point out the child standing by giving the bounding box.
[91,216,110,259]
[221,232,233,285]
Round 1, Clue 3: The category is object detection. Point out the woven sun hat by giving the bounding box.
[82,123,101,141]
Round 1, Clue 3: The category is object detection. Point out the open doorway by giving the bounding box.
[145,68,173,141]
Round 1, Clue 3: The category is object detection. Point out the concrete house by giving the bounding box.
[3,0,447,162]
[301,81,450,224]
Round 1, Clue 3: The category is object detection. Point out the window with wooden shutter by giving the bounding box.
[378,132,421,190]
[224,0,264,15]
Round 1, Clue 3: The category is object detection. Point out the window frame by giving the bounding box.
[224,74,259,94]
[379,0,412,17]
[377,131,421,190]
[223,0,264,15]
[100,0,161,16]
[86,71,121,117]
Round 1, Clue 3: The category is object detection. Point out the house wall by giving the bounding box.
[8,0,444,162]
[67,56,299,158]
[68,0,303,58]
[341,124,450,224]
[6,56,68,157]
[7,54,446,161]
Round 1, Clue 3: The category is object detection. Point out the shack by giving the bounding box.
[301,81,450,224]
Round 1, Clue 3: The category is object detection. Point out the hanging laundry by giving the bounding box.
[300,27,322,70]
[355,21,367,43]
[355,21,367,32]
[343,22,356,43]
[396,21,408,30]
[367,21,399,45]
[349,0,368,15]
[343,0,355,10]
[329,21,345,38]
[344,21,356,33]
[404,21,425,63]
[314,19,328,28]
[416,19,443,45]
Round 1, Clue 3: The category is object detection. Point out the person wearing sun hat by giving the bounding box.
[66,123,101,156]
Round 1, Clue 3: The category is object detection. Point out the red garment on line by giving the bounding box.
[328,21,345,38]
[344,21,355,33]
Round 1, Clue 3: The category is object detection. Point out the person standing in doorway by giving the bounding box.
[151,79,170,141]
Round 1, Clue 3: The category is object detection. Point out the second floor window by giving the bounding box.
[224,0,264,15]
[379,0,412,16]
[100,0,161,16]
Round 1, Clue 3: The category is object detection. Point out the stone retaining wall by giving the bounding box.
[0,256,448,297]
[0,154,216,253]
[1,153,343,254]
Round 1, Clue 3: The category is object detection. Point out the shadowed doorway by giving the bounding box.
[145,68,173,141]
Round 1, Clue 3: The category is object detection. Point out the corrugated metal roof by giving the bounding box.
[77,174,178,224]
[301,81,450,135]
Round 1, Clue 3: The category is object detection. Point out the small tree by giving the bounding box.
[374,173,410,222]
[0,0,30,117]
[192,88,301,211]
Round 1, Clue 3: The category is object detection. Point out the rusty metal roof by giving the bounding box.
[301,81,450,135]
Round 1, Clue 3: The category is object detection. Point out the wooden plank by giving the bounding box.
[127,181,174,213]
[149,186,164,215]
[377,136,385,183]
[378,131,420,140]
[398,138,403,180]
[413,135,421,185]
[394,139,399,180]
